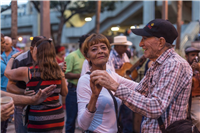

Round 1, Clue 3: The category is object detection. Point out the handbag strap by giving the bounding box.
[187,89,192,120]
[107,89,121,131]
[35,79,43,91]
[158,117,166,133]
[85,71,121,132]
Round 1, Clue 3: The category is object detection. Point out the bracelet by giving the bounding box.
[61,75,65,78]
[11,57,15,59]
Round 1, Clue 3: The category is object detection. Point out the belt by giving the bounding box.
[192,95,200,98]
[68,82,77,88]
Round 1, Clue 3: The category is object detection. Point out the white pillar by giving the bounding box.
[143,1,155,25]
[192,1,200,21]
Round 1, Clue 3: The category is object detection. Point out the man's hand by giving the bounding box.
[11,51,23,58]
[59,62,67,73]
[1,101,14,121]
[31,85,56,105]
[90,70,119,92]
[24,88,35,96]
[191,62,200,72]
[62,61,67,73]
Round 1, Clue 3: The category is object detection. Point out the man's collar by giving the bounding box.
[112,49,119,57]
[155,48,174,65]
[26,50,34,66]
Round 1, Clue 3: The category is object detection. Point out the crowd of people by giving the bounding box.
[1,18,200,133]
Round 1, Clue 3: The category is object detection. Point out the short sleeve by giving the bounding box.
[65,54,74,74]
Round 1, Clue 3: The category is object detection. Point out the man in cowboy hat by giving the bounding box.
[109,36,132,69]
[185,46,200,131]
[109,35,134,133]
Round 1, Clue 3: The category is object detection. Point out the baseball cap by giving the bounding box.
[131,19,178,44]
[185,46,200,54]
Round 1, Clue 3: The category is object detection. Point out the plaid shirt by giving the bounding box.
[109,49,130,69]
[115,48,193,133]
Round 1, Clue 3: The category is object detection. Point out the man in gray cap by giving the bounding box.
[185,46,200,131]
[90,19,194,132]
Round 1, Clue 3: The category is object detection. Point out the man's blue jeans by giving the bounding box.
[65,85,78,133]
[120,103,133,133]
[14,106,27,133]
[1,119,8,133]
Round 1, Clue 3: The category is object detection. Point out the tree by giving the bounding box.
[11,1,18,48]
[176,1,182,50]
[31,1,116,46]
[96,1,101,34]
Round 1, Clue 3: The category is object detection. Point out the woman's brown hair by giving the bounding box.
[34,38,62,80]
[82,33,111,58]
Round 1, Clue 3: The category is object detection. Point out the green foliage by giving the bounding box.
[30,1,119,45]
[31,1,117,19]
[68,1,116,13]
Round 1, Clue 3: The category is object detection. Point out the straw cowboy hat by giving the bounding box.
[110,36,132,46]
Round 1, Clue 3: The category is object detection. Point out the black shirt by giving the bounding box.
[12,50,33,89]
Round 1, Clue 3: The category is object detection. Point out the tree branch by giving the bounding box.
[31,1,40,13]
[64,11,79,23]
[1,5,11,13]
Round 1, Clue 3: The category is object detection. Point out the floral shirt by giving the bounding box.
[109,49,129,69]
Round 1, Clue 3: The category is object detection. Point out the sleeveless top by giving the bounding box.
[26,66,64,133]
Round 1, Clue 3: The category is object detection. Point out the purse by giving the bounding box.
[158,90,200,133]
[22,79,43,126]
[22,104,30,126]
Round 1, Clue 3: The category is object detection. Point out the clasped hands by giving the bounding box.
[90,70,119,96]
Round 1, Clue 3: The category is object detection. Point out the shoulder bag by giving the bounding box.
[157,90,200,133]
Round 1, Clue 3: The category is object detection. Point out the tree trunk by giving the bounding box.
[50,24,56,45]
[176,1,182,50]
[11,1,18,48]
[56,17,65,46]
[40,1,51,38]
[95,1,101,34]
[162,1,168,20]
